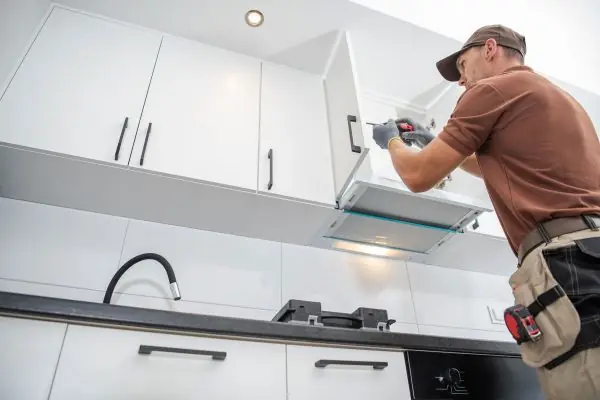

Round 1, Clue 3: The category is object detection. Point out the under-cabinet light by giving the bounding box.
[331,240,408,259]
[245,9,264,27]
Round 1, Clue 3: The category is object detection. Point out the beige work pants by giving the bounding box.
[510,228,600,400]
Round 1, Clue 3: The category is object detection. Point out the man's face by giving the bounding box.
[456,44,494,88]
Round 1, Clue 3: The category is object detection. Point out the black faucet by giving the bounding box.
[103,253,181,304]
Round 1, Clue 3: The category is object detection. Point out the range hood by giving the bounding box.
[316,31,492,259]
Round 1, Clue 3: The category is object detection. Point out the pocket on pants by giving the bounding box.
[509,249,581,368]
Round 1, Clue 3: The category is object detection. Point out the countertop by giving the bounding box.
[0,291,520,356]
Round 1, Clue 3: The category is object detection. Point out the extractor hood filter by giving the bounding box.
[325,210,458,254]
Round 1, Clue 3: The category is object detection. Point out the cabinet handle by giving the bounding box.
[138,345,226,360]
[267,148,273,190]
[346,115,362,154]
[140,122,152,166]
[315,359,388,370]
[114,117,129,161]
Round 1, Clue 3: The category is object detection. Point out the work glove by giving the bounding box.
[372,119,401,149]
[396,117,435,149]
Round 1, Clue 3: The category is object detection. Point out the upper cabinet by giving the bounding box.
[258,62,335,205]
[0,7,161,165]
[129,35,261,191]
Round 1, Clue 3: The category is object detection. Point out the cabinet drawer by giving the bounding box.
[49,325,286,400]
[286,345,410,400]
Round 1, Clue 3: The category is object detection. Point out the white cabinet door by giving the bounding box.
[0,7,161,164]
[287,345,411,400]
[114,219,282,311]
[130,35,261,191]
[0,317,67,400]
[258,62,335,205]
[281,243,417,332]
[324,32,369,200]
[49,325,287,400]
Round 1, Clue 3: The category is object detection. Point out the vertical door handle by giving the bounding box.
[140,122,152,166]
[138,345,226,360]
[114,117,129,161]
[346,115,362,154]
[267,148,273,190]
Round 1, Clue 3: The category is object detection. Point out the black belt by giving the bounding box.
[517,215,600,264]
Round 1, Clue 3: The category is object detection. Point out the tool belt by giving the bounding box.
[517,214,600,265]
[508,214,600,370]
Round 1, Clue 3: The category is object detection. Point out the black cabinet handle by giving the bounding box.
[114,117,129,161]
[140,122,152,166]
[315,359,388,369]
[346,115,362,154]
[138,345,226,360]
[267,148,273,190]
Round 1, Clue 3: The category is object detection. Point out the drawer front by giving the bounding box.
[49,325,286,400]
[286,345,411,400]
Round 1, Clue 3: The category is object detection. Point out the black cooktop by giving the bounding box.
[273,299,395,331]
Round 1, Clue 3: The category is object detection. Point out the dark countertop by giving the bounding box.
[0,291,520,357]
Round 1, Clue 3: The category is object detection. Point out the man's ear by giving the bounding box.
[484,38,498,60]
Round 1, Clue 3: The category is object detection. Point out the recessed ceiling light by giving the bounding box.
[245,9,264,27]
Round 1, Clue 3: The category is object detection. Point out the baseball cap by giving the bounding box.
[436,25,527,82]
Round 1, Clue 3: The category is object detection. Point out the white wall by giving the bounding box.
[350,0,600,96]
[0,0,50,91]
[0,197,514,342]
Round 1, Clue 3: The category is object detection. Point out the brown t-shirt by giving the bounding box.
[438,65,600,254]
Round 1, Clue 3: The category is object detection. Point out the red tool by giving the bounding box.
[397,122,414,132]
[504,305,542,344]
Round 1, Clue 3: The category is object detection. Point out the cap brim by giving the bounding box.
[436,50,462,82]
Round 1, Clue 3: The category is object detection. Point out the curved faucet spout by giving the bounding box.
[103,253,181,304]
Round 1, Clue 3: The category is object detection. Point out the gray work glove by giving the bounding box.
[396,118,435,149]
[372,118,400,149]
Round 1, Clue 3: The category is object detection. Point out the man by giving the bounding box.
[373,25,600,399]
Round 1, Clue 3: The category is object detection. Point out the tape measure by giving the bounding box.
[504,305,542,344]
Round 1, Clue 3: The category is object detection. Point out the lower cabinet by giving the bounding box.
[286,345,411,400]
[48,325,287,400]
[0,316,67,400]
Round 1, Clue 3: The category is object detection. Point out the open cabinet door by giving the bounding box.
[324,32,370,206]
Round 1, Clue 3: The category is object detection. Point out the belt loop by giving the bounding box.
[536,222,552,244]
[583,215,599,231]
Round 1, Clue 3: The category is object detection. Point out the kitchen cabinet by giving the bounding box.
[323,32,368,201]
[129,34,261,191]
[281,243,417,332]
[49,324,287,400]
[0,7,161,164]
[259,62,335,205]
[0,316,67,400]
[287,344,411,400]
[114,219,282,311]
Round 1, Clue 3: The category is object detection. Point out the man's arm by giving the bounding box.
[388,136,469,193]
[459,154,482,177]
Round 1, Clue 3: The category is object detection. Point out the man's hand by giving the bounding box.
[372,119,401,149]
[396,117,435,149]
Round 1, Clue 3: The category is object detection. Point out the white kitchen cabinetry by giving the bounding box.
[114,219,282,311]
[49,325,287,400]
[281,243,418,333]
[130,34,261,191]
[324,32,368,201]
[287,345,411,400]
[0,316,67,400]
[0,7,161,165]
[259,62,335,205]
